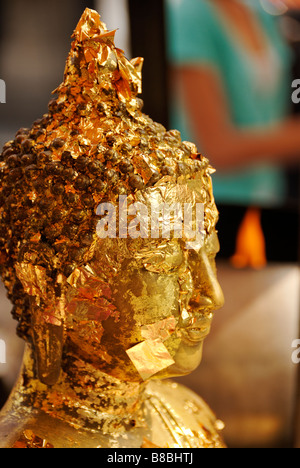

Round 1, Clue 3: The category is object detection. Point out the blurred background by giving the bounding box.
[0,0,299,448]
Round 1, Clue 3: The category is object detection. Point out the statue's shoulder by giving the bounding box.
[0,379,226,448]
[0,388,58,448]
[0,403,82,448]
[2,428,54,448]
[0,391,51,448]
[0,401,36,448]
[144,379,226,448]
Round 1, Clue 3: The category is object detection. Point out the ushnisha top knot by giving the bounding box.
[60,8,144,117]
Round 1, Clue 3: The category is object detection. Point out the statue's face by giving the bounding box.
[64,176,224,382]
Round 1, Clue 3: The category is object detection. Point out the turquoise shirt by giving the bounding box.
[165,0,293,207]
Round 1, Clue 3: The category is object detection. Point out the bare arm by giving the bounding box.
[178,66,300,170]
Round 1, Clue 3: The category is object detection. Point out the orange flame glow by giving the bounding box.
[230,208,267,270]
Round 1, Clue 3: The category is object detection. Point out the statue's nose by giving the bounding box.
[189,251,224,312]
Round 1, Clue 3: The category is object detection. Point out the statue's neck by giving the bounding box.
[21,345,146,434]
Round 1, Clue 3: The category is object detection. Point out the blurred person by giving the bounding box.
[165,0,300,266]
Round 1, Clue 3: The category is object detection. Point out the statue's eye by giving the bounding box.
[186,231,220,264]
[205,231,220,258]
[134,240,184,274]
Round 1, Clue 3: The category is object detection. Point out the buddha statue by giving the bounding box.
[0,9,225,448]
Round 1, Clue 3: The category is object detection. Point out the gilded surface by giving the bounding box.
[12,430,54,449]
[0,8,225,448]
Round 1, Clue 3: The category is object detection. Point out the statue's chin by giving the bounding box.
[152,341,204,380]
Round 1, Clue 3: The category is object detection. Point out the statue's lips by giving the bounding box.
[180,320,211,343]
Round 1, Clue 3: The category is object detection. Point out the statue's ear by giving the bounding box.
[14,261,65,386]
[31,312,64,386]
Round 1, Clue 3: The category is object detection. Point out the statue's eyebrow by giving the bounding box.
[133,239,181,257]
